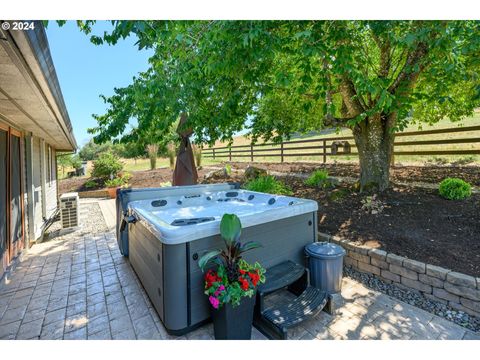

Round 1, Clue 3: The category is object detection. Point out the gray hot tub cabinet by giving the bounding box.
[128,210,318,335]
[117,184,317,335]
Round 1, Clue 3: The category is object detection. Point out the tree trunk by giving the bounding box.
[149,155,157,170]
[353,113,396,192]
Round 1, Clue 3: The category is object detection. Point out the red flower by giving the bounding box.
[205,270,220,289]
[238,277,249,291]
[248,272,260,287]
[239,269,246,275]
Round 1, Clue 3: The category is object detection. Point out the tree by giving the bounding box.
[57,153,82,176]
[78,139,113,161]
[72,20,480,191]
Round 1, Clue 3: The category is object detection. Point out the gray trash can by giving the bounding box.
[305,242,346,294]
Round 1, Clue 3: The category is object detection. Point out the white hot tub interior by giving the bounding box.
[128,189,318,245]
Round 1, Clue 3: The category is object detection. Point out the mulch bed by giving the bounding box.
[59,162,480,277]
[283,177,480,277]
[226,161,480,187]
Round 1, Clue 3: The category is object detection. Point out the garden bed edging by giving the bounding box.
[318,232,480,317]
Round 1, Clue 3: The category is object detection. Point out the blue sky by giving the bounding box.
[46,21,153,148]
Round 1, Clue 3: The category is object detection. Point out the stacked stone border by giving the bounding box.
[318,232,480,318]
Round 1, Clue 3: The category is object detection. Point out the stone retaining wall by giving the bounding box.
[318,232,480,318]
[78,190,110,198]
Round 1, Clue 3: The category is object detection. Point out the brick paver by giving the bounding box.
[0,199,478,340]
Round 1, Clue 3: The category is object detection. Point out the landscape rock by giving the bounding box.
[243,166,267,181]
[446,272,477,288]
[389,264,418,280]
[433,288,460,303]
[403,259,426,274]
[386,253,405,266]
[444,283,480,301]
[419,274,444,288]
[426,264,450,280]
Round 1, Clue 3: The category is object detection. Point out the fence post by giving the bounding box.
[229,147,232,161]
[250,144,254,162]
[280,141,284,163]
[322,140,327,163]
[213,148,215,160]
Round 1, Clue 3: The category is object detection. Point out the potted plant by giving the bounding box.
[104,172,132,199]
[199,214,265,340]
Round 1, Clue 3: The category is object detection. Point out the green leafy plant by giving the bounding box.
[243,175,293,195]
[361,194,385,214]
[84,179,97,189]
[199,214,265,308]
[91,152,123,179]
[439,178,472,200]
[104,173,131,188]
[224,164,232,176]
[305,169,330,188]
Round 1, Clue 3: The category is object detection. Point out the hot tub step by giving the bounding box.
[256,286,328,340]
[257,260,306,295]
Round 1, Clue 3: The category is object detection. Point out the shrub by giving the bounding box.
[243,175,293,196]
[305,170,330,188]
[439,178,472,200]
[105,172,132,188]
[84,179,97,189]
[91,152,123,179]
[225,164,232,176]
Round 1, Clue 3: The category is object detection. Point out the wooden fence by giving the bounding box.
[202,125,480,163]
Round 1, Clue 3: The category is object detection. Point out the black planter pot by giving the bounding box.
[211,294,256,340]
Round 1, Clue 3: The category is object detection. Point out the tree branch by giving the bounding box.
[388,42,429,95]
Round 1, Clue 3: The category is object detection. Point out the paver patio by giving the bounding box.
[0,199,478,340]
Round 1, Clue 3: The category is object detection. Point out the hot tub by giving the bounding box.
[118,184,318,335]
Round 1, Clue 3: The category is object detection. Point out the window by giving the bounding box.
[47,145,52,185]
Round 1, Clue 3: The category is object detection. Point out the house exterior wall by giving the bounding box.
[0,121,62,281]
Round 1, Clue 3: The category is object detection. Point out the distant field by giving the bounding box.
[207,113,480,166]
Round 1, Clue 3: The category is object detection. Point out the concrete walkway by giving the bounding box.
[0,199,478,340]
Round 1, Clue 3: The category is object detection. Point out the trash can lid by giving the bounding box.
[305,242,346,259]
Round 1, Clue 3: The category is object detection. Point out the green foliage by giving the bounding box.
[224,164,232,176]
[243,175,293,195]
[91,152,123,179]
[219,213,242,245]
[57,153,82,175]
[68,20,480,189]
[439,178,472,200]
[78,139,113,161]
[104,172,132,188]
[305,169,330,188]
[84,179,97,189]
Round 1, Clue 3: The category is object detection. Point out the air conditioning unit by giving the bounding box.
[60,192,79,229]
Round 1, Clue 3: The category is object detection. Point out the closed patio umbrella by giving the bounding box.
[172,113,198,186]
